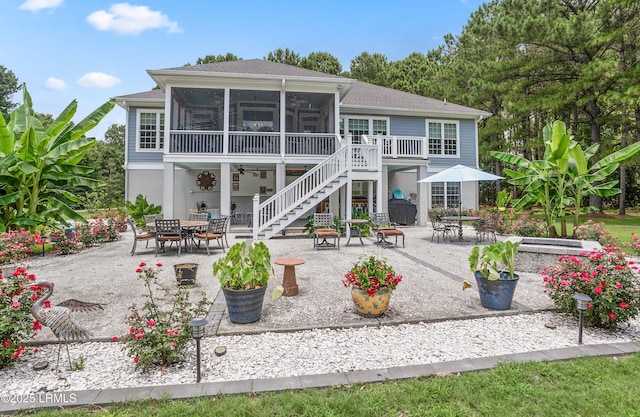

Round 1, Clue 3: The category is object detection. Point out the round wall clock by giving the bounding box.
[196,171,217,191]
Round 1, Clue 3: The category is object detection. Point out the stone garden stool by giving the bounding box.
[274,258,305,296]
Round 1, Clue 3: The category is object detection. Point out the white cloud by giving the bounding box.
[78,72,121,88]
[19,0,63,12]
[45,77,67,90]
[86,3,181,35]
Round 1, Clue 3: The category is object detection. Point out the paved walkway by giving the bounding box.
[3,225,640,413]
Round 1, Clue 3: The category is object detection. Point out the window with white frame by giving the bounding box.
[431,182,460,208]
[427,120,458,156]
[137,110,164,151]
[340,116,389,143]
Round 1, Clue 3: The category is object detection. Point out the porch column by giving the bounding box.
[275,163,286,192]
[378,165,388,213]
[366,181,374,216]
[346,180,353,221]
[163,162,175,218]
[220,163,231,217]
[223,87,230,154]
[280,83,286,159]
[417,165,429,226]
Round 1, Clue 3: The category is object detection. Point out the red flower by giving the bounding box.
[135,268,143,273]
[147,319,156,327]
[614,265,623,270]
[133,356,139,363]
[139,262,146,267]
[11,301,20,309]
[135,332,144,339]
[44,300,51,308]
[619,302,628,309]
[32,321,42,331]
[609,313,616,319]
[616,283,623,289]
[111,336,118,342]
[129,327,137,334]
[3,340,10,347]
[587,303,593,309]
[594,286,603,294]
[156,263,163,267]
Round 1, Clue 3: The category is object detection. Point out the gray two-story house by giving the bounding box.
[115,59,490,239]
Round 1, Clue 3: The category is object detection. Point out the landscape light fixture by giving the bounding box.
[189,317,208,383]
[573,293,592,345]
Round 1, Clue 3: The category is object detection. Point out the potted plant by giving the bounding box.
[466,240,520,310]
[174,263,199,287]
[212,241,273,324]
[342,255,403,317]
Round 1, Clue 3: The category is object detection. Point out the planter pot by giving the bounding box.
[351,288,392,318]
[222,285,267,324]
[174,263,199,287]
[0,263,21,277]
[474,271,519,310]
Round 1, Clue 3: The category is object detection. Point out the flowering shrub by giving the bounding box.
[623,232,640,255]
[343,255,402,296]
[100,209,128,232]
[503,214,545,237]
[0,230,41,265]
[48,229,81,255]
[0,267,45,368]
[573,219,619,247]
[75,219,121,247]
[542,247,640,330]
[116,262,211,372]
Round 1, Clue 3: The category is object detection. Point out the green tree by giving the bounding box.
[300,52,342,75]
[82,123,125,209]
[194,53,241,65]
[350,52,390,86]
[0,84,115,231]
[0,66,20,122]
[265,48,301,66]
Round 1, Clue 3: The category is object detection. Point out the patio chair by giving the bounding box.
[154,219,184,257]
[126,217,155,256]
[313,213,340,250]
[371,213,405,248]
[193,217,226,255]
[143,214,163,231]
[475,213,499,244]
[188,212,209,234]
[428,211,452,243]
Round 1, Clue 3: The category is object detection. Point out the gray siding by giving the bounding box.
[390,116,477,168]
[127,107,164,164]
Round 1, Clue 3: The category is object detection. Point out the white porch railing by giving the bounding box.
[367,135,428,159]
[168,131,427,158]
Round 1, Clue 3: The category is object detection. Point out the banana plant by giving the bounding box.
[0,84,115,231]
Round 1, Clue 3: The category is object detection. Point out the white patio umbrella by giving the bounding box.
[418,164,503,218]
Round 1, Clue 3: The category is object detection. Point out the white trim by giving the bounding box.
[340,115,390,137]
[135,109,165,152]
[425,119,460,158]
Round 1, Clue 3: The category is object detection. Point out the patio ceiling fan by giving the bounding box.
[235,165,260,177]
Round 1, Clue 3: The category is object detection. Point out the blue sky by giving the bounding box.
[3,0,485,140]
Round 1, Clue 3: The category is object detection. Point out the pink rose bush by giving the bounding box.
[542,247,640,330]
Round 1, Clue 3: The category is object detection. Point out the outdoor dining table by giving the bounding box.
[148,220,209,253]
[442,216,480,241]
[343,218,368,246]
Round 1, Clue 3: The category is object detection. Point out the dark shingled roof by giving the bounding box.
[119,60,489,117]
[343,81,485,116]
[159,59,342,79]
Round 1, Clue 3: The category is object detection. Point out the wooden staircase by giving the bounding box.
[253,138,380,240]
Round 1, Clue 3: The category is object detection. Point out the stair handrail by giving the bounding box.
[252,139,351,240]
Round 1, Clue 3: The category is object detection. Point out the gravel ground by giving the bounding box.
[2,225,639,395]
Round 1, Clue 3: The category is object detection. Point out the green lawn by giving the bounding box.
[20,353,640,416]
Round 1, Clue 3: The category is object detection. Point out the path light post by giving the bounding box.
[189,317,208,383]
[573,293,592,345]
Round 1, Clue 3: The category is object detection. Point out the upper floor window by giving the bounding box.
[137,110,164,151]
[427,120,458,157]
[340,116,389,143]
